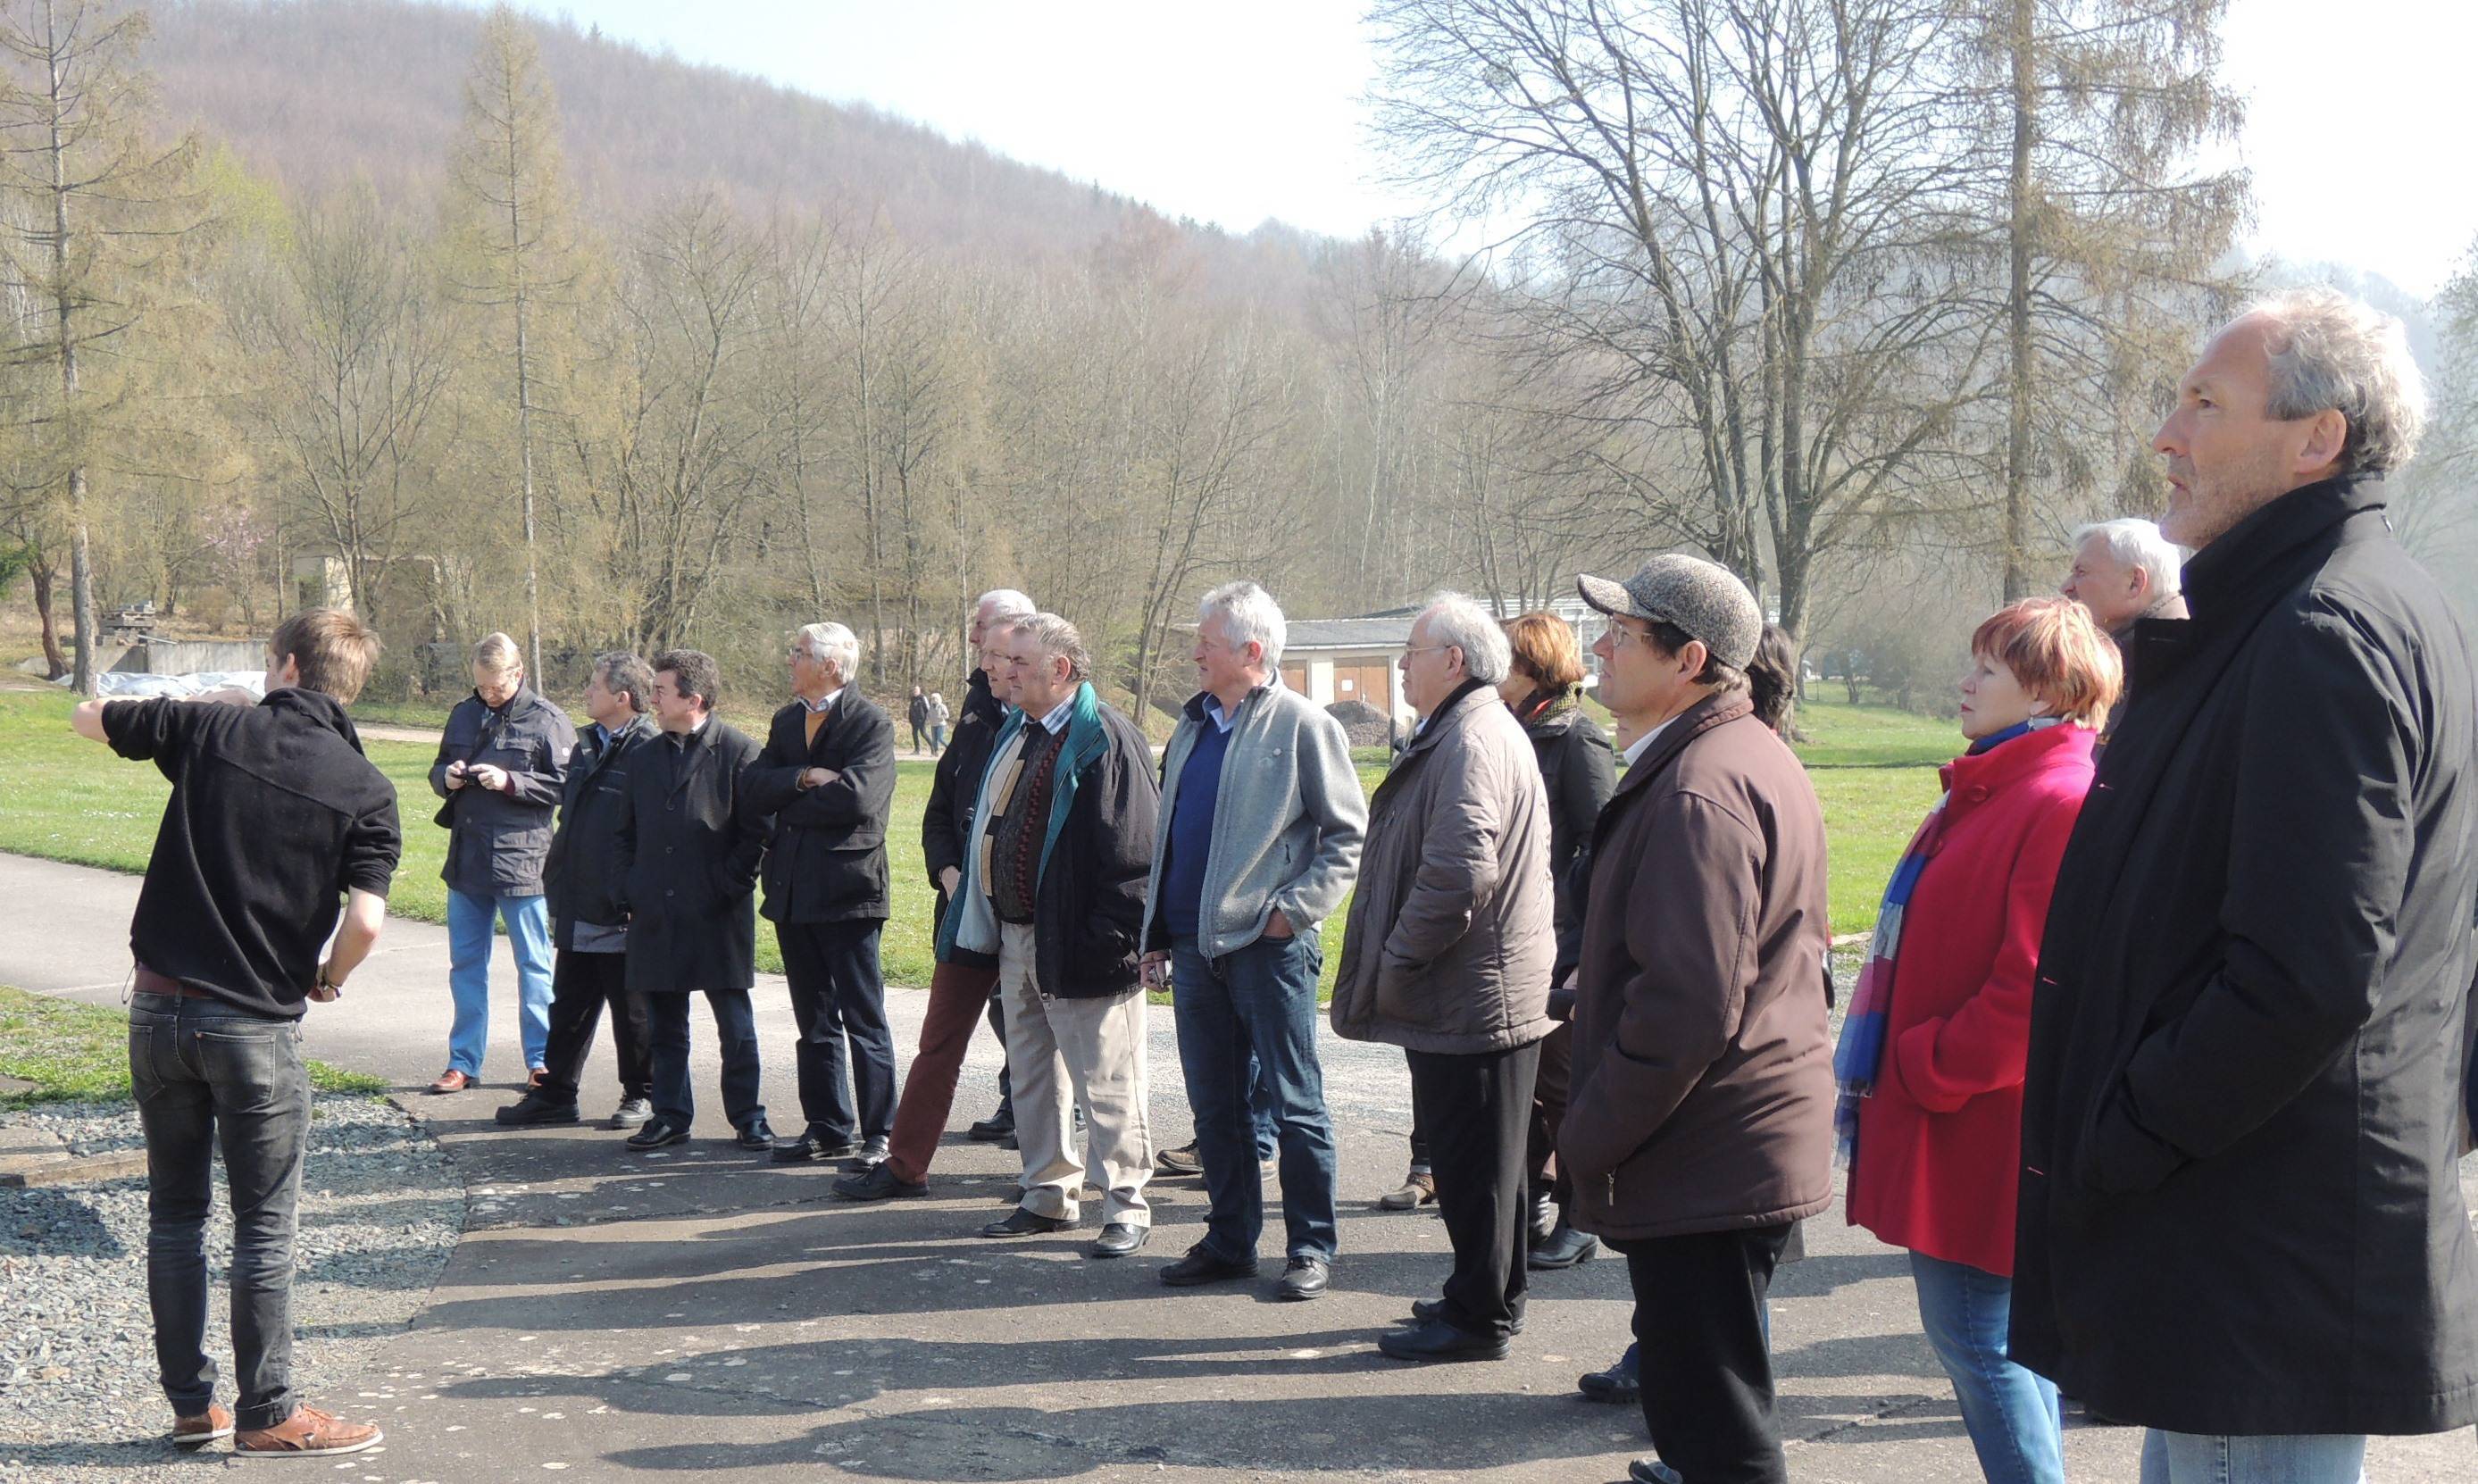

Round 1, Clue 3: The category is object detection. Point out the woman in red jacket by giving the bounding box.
[1835,597,2120,1484]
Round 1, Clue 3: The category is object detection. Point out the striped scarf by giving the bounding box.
[1831,718,2050,1169]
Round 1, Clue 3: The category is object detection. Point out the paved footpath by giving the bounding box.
[5,850,2473,1481]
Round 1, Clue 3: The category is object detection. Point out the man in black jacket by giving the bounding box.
[838,590,1034,1201]
[743,621,900,1166]
[424,632,575,1094]
[495,652,659,1130]
[2015,288,2478,1480]
[73,609,396,1458]
[947,613,1161,1256]
[613,649,776,1154]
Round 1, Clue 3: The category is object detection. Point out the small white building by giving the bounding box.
[1276,598,1609,724]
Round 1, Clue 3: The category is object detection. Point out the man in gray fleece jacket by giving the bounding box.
[1140,580,1365,1303]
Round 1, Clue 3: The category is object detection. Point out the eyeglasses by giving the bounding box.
[1402,645,1456,658]
[1603,621,1655,650]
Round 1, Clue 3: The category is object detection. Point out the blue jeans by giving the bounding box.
[129,993,311,1430]
[1909,1252,2064,1484]
[1170,931,1338,1262]
[446,888,555,1075]
[2140,1430,2366,1484]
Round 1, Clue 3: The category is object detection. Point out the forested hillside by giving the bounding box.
[2,0,2466,716]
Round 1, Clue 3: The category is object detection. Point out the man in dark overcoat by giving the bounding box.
[2014,288,2478,1481]
[613,648,775,1152]
[742,621,900,1166]
[495,650,660,1130]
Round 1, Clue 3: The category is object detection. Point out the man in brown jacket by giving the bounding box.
[1567,555,1834,1484]
[1331,592,1556,1363]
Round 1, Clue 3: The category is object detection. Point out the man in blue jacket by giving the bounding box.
[1140,581,1364,1302]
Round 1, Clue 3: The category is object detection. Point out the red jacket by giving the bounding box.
[1845,722,2096,1275]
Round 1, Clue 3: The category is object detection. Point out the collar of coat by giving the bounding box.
[2179,474,2385,628]
[1181,673,1279,726]
[1608,690,1754,805]
[261,687,368,755]
[1939,721,2096,823]
[988,679,1109,872]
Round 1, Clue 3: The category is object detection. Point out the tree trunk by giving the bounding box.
[28,545,65,679]
[2002,0,2037,603]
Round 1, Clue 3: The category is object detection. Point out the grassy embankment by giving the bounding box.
[0,984,388,1107]
[0,692,1954,992]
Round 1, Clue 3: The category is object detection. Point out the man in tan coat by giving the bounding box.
[1331,592,1555,1363]
[1567,554,1833,1484]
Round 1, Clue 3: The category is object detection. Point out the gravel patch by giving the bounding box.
[0,1095,463,1480]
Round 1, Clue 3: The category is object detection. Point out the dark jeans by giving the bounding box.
[129,992,311,1431]
[1613,1224,1796,1484]
[536,948,651,1105]
[647,989,765,1132]
[777,918,897,1143]
[1407,1039,1540,1338]
[1171,932,1338,1262]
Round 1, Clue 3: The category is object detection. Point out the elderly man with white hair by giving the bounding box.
[2061,517,2187,640]
[2015,288,2477,1483]
[1332,593,1556,1362]
[1142,580,1365,1302]
[742,621,901,1167]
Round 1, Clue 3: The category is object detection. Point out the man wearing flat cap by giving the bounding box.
[1564,554,1834,1484]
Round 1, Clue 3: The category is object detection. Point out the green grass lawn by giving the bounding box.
[0,692,1956,994]
[0,985,387,1107]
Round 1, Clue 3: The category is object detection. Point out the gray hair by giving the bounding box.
[594,651,655,713]
[1015,612,1092,684]
[2247,287,2428,477]
[1197,579,1286,671]
[2072,518,2185,600]
[794,621,860,680]
[977,588,1036,622]
[1419,592,1512,686]
[471,631,521,676]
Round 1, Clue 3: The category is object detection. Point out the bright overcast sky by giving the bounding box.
[488,0,2475,298]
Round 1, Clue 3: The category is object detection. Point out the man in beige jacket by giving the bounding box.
[1331,592,1555,1363]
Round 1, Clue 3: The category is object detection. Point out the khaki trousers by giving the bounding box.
[997,922,1153,1225]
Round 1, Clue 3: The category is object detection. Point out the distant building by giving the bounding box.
[1274,597,1610,725]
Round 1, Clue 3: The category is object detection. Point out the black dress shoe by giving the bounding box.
[1628,1460,1684,1484]
[1089,1221,1149,1257]
[833,1163,928,1201]
[625,1120,688,1150]
[966,1108,1014,1141]
[1528,1220,1600,1271]
[1579,1343,1641,1404]
[1276,1255,1330,1300]
[735,1121,778,1152]
[494,1094,580,1127]
[844,1135,890,1171]
[978,1206,1072,1238]
[772,1132,830,1163]
[1411,1296,1525,1335]
[1378,1317,1509,1363]
[1159,1242,1259,1288]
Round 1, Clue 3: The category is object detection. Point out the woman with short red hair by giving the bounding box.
[1834,596,2121,1484]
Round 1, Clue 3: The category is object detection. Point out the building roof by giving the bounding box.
[1283,617,1416,653]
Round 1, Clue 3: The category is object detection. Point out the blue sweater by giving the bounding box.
[1158,718,1232,939]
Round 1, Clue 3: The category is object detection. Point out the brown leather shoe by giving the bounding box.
[427,1069,475,1095]
[233,1405,382,1458]
[171,1402,233,1446]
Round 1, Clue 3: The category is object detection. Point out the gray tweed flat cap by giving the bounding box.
[1576,554,1763,671]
